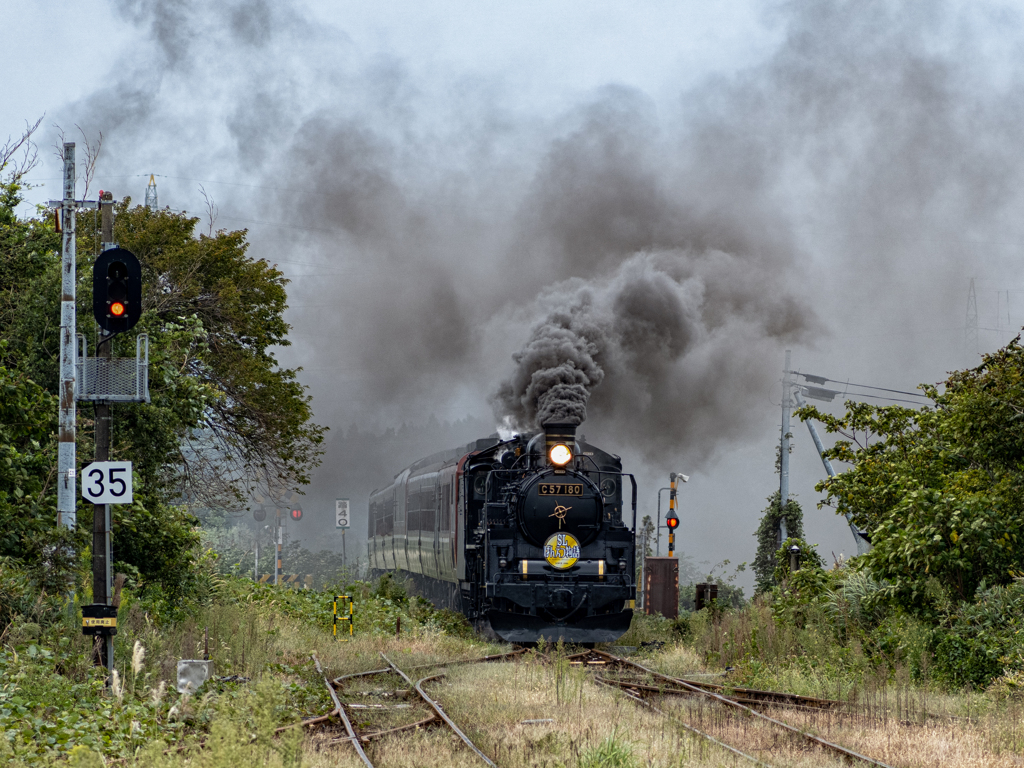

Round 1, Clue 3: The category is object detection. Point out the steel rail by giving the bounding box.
[333,647,530,686]
[381,653,498,767]
[596,676,843,711]
[593,677,771,767]
[589,651,894,768]
[312,654,374,768]
[673,679,842,709]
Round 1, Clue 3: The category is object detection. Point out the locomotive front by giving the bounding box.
[471,423,636,643]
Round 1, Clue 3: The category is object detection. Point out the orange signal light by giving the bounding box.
[290,508,303,521]
[665,515,680,529]
[110,302,125,316]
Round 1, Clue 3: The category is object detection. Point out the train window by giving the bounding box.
[421,509,435,531]
[442,485,450,530]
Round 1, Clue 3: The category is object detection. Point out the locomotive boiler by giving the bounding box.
[367,422,637,643]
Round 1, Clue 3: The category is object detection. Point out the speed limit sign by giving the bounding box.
[81,462,133,504]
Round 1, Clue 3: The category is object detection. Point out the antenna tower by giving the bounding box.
[965,278,979,357]
[145,175,158,209]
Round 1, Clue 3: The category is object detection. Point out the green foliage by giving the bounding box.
[0,163,324,617]
[679,557,747,612]
[208,535,350,590]
[0,558,63,633]
[769,538,828,625]
[0,631,303,766]
[752,491,806,594]
[112,202,326,506]
[216,574,473,639]
[579,731,638,768]
[932,579,1024,688]
[797,337,1024,611]
[0,347,57,562]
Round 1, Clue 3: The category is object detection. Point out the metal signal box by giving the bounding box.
[643,557,679,619]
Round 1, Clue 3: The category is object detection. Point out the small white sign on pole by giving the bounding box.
[81,461,133,504]
[335,498,350,529]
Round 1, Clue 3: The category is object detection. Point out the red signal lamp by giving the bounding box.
[110,301,125,317]
[290,508,303,521]
[665,514,680,530]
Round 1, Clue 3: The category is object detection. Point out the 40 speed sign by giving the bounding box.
[81,461,133,504]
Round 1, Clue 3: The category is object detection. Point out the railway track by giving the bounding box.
[312,650,527,766]
[310,646,897,768]
[568,649,895,768]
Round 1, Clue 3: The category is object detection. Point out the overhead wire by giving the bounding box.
[793,373,928,399]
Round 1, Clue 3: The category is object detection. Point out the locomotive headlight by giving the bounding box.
[549,443,573,466]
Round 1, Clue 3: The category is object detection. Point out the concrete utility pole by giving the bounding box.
[58,145,78,530]
[92,191,115,671]
[965,278,979,359]
[275,510,283,585]
[779,350,792,545]
[53,144,97,530]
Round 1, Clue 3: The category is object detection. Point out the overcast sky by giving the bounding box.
[6,1,1024,590]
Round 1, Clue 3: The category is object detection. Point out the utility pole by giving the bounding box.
[275,509,283,585]
[92,191,115,672]
[58,145,78,530]
[51,143,97,532]
[779,350,792,546]
[965,278,979,359]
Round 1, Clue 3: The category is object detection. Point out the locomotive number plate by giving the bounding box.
[539,484,583,496]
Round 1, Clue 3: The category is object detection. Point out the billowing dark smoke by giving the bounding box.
[49,0,1024,556]
[492,246,811,451]
[493,301,604,428]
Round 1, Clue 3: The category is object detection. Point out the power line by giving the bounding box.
[793,372,929,399]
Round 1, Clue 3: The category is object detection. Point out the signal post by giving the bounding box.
[645,472,684,618]
[78,192,146,676]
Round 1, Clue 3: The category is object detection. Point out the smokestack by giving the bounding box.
[543,422,577,465]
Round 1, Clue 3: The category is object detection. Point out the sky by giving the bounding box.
[5,0,1024,592]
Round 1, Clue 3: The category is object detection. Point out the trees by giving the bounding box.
[110,202,326,513]
[797,338,1024,612]
[0,135,324,602]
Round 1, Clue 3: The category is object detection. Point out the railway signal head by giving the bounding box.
[290,507,303,521]
[93,248,142,334]
[665,512,680,530]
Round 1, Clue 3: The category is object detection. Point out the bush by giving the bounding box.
[932,579,1024,688]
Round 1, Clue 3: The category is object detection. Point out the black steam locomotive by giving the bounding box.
[367,423,637,643]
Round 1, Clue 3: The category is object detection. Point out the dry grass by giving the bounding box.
[106,597,1024,768]
[297,646,1024,768]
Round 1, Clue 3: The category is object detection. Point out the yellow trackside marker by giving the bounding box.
[82,617,117,628]
[334,595,354,641]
